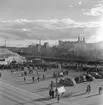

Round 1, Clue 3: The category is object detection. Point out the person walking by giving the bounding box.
[24,76,26,82]
[88,84,91,94]
[99,87,102,95]
[86,84,91,94]
[0,72,1,77]
[43,74,45,80]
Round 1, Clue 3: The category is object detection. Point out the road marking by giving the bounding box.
[0,79,79,105]
[0,81,43,98]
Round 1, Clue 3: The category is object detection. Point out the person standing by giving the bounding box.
[51,89,54,98]
[55,88,58,97]
[11,69,13,74]
[49,89,52,98]
[21,72,23,76]
[43,74,45,80]
[88,84,91,94]
[57,94,60,103]
[37,76,40,82]
[32,76,35,82]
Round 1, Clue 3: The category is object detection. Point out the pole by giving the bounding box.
[5,40,6,48]
[56,56,58,92]
[55,63,58,97]
[56,56,57,87]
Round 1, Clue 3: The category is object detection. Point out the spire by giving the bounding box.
[83,36,85,43]
[78,36,80,42]
[39,38,41,46]
[4,40,6,48]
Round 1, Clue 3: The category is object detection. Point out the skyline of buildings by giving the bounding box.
[0,35,102,48]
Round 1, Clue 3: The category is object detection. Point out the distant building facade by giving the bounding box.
[58,36,86,49]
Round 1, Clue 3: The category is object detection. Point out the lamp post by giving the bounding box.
[55,56,59,96]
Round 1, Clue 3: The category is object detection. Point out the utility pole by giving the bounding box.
[4,40,6,48]
[39,38,42,59]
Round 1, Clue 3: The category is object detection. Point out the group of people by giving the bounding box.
[49,89,55,98]
[48,82,103,103]
[23,75,42,82]
[49,88,60,103]
[49,81,60,103]
[19,68,46,83]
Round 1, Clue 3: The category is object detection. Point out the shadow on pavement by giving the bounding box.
[85,93,99,98]
[32,97,57,105]
[34,97,51,101]
[37,87,49,92]
[46,102,58,105]
[17,81,38,85]
[71,92,86,98]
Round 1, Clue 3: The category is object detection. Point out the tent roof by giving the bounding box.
[0,48,20,58]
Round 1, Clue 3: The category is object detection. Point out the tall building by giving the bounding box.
[37,39,41,53]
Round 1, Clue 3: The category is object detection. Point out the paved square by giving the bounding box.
[0,69,103,105]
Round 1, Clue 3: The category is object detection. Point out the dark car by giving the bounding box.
[59,78,65,84]
[59,78,76,86]
[98,72,103,78]
[74,76,81,84]
[79,75,87,82]
[83,74,95,82]
[89,72,103,79]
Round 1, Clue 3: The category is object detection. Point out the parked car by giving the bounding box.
[79,75,87,82]
[97,72,103,78]
[59,78,65,84]
[74,76,81,84]
[83,74,95,82]
[59,77,76,86]
[89,72,103,79]
[65,78,76,86]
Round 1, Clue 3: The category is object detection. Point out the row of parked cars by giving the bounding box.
[59,71,103,86]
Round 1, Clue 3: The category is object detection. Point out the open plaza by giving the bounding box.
[0,62,103,105]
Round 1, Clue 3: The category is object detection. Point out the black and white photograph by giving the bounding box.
[0,0,103,105]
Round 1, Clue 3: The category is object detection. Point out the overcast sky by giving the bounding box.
[0,0,103,47]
